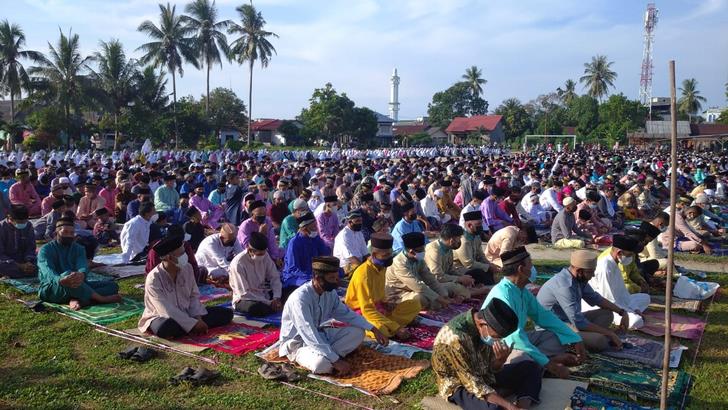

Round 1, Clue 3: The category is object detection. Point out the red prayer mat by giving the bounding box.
[177,323,279,355]
[402,324,441,351]
[638,310,706,340]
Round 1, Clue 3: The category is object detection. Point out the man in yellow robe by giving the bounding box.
[345,233,420,340]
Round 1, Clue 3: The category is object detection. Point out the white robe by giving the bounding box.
[120,215,152,264]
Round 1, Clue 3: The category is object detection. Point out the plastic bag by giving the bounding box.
[673,276,720,300]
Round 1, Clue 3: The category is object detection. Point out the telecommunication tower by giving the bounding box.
[640,3,659,118]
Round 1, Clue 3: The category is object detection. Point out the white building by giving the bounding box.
[702,107,725,124]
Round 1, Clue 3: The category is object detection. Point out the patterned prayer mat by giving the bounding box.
[198,284,232,303]
[602,336,666,368]
[259,346,429,396]
[1,272,112,294]
[177,323,279,355]
[215,301,282,326]
[402,324,441,351]
[639,310,706,340]
[569,386,653,410]
[570,354,690,404]
[46,297,144,325]
[649,295,703,313]
[93,264,146,278]
[125,328,209,353]
[418,299,481,323]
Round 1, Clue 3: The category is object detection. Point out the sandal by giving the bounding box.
[129,347,156,363]
[280,363,301,382]
[258,363,285,380]
[118,346,138,360]
[189,367,219,386]
[169,367,196,385]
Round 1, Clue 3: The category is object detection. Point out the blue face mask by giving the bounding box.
[14,222,28,230]
[529,266,538,283]
[481,336,496,346]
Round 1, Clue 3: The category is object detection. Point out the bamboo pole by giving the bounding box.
[660,60,678,410]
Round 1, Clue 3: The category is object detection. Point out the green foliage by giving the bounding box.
[26,106,66,134]
[173,96,209,148]
[716,108,728,125]
[224,138,245,151]
[408,132,433,146]
[461,65,486,96]
[598,93,647,131]
[205,87,247,137]
[678,78,707,121]
[566,95,599,137]
[278,119,304,145]
[427,82,488,129]
[495,98,531,141]
[579,54,617,101]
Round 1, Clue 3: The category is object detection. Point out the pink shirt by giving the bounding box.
[99,187,118,214]
[9,182,40,207]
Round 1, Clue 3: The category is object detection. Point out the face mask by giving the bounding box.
[59,236,75,246]
[350,223,362,232]
[481,335,496,346]
[322,279,339,292]
[196,192,203,197]
[589,204,598,209]
[184,233,192,242]
[14,222,28,230]
[619,255,633,266]
[529,266,538,283]
[372,256,393,267]
[308,231,319,238]
[176,252,189,267]
[149,214,159,223]
[471,226,483,236]
[255,215,266,224]
[415,251,425,261]
[222,239,236,247]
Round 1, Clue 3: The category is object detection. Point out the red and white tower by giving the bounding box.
[640,3,659,117]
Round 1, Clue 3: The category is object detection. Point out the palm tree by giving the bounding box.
[28,28,93,148]
[91,39,138,151]
[461,65,486,97]
[678,78,707,122]
[183,0,231,116]
[579,55,617,101]
[228,3,277,146]
[137,3,199,149]
[556,79,577,105]
[137,65,169,110]
[0,20,43,147]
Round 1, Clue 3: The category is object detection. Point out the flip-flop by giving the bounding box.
[280,363,301,382]
[23,301,47,313]
[189,367,219,386]
[258,363,285,380]
[129,347,156,363]
[118,346,139,360]
[169,367,196,385]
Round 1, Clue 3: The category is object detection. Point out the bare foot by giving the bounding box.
[69,299,82,311]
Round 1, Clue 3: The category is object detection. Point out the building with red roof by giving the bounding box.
[445,115,505,144]
[250,119,302,145]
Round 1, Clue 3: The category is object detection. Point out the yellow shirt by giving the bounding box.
[345,259,402,336]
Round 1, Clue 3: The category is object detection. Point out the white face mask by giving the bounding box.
[149,214,159,223]
[177,252,189,267]
[415,251,425,261]
[308,231,319,238]
[619,255,633,266]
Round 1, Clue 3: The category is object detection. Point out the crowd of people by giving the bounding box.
[0,143,726,409]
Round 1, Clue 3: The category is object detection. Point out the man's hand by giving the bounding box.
[332,359,351,375]
[545,361,570,379]
[394,327,411,341]
[191,319,208,335]
[457,274,475,287]
[371,327,389,346]
[259,223,269,233]
[60,271,84,288]
[270,298,283,312]
[618,310,630,331]
[608,331,623,350]
[20,262,37,275]
[573,342,587,364]
[436,296,451,309]
[491,341,513,370]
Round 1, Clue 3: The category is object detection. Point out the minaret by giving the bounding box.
[389,68,400,122]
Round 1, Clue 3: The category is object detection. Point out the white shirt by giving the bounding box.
[194,233,243,275]
[120,215,151,263]
[539,187,563,212]
[459,202,480,227]
[420,196,441,223]
[333,226,368,267]
[586,254,636,312]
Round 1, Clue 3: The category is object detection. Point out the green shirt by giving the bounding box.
[154,186,180,212]
[37,240,89,291]
[279,214,299,250]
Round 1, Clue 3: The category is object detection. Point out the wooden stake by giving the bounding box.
[660,60,678,410]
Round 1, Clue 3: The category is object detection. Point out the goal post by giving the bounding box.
[523,135,576,151]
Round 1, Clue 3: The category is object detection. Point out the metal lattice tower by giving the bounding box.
[640,3,659,117]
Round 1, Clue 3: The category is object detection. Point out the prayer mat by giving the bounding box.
[639,310,706,340]
[649,295,703,313]
[125,328,209,353]
[198,284,232,303]
[624,220,643,227]
[602,336,666,368]
[402,324,441,351]
[570,353,690,404]
[569,386,652,410]
[93,264,146,278]
[364,340,429,359]
[177,323,279,355]
[46,297,144,325]
[215,301,282,327]
[1,272,112,294]
[418,299,481,323]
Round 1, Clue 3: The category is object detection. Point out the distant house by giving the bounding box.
[445,115,505,144]
[219,127,243,146]
[374,112,394,146]
[392,120,448,145]
[250,119,302,146]
[702,107,725,124]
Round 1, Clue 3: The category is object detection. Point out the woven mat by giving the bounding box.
[93,264,146,278]
[125,328,209,353]
[570,353,690,404]
[602,336,672,368]
[639,310,706,340]
[176,322,279,355]
[418,299,481,323]
[259,346,429,396]
[1,271,112,294]
[46,297,144,325]
[649,295,703,313]
[198,284,232,303]
[569,386,652,410]
[401,323,441,351]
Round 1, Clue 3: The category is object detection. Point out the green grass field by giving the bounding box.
[0,259,726,409]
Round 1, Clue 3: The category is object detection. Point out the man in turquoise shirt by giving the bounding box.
[38,218,121,310]
[483,246,585,378]
[154,174,180,215]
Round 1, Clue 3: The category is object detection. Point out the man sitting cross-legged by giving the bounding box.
[537,250,630,352]
[195,223,243,280]
[0,204,37,278]
[38,217,121,310]
[278,256,389,375]
[229,231,283,317]
[425,224,490,299]
[138,234,233,339]
[432,298,542,410]
[345,233,420,340]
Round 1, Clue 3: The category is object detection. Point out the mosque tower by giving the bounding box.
[389,68,400,122]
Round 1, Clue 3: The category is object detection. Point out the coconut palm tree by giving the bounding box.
[137,3,199,149]
[0,20,43,145]
[556,79,577,105]
[28,28,93,148]
[228,3,277,146]
[678,78,707,122]
[579,55,617,101]
[137,65,169,110]
[182,0,231,116]
[461,65,486,97]
[91,39,138,151]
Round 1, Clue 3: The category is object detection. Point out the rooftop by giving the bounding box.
[445,115,503,133]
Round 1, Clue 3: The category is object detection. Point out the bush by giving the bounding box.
[225,139,245,151]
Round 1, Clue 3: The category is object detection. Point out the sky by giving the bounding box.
[3,0,728,120]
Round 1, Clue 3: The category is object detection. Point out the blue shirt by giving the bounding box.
[281,232,331,288]
[483,277,581,366]
[536,268,604,330]
[391,219,426,254]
